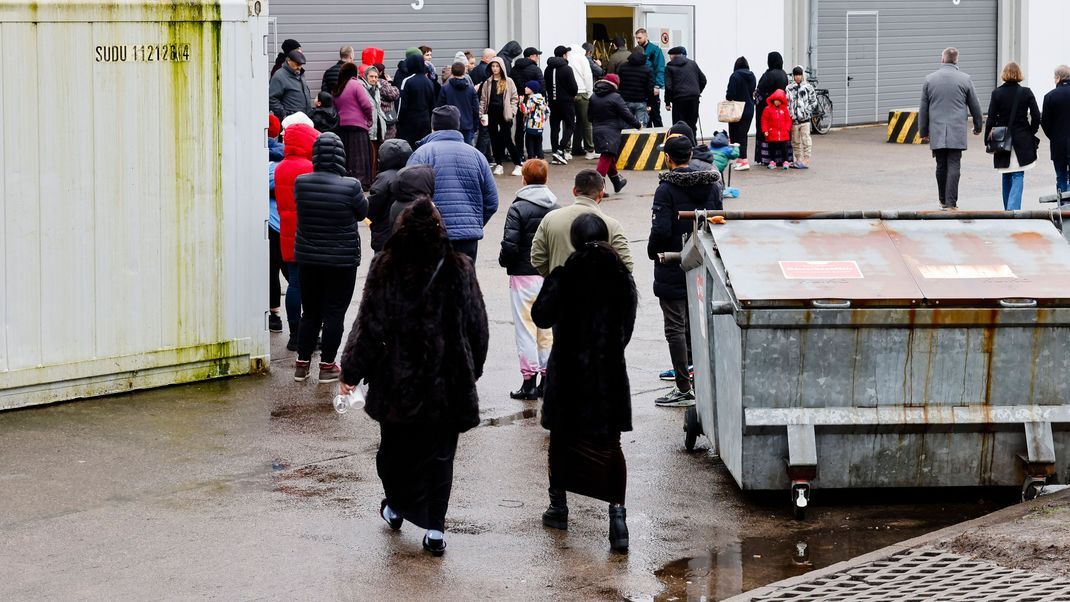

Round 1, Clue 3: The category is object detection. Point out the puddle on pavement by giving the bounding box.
[272,462,361,501]
[653,493,1008,601]
[479,408,538,427]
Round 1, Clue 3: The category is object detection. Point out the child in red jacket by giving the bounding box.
[760,89,794,169]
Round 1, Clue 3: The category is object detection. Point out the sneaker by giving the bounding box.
[318,362,341,383]
[511,165,522,176]
[268,313,283,333]
[563,152,573,162]
[768,162,777,170]
[294,360,311,382]
[734,159,751,171]
[782,161,791,170]
[659,368,677,381]
[655,387,696,407]
[586,152,599,160]
[551,151,567,165]
[798,162,809,169]
[493,164,504,176]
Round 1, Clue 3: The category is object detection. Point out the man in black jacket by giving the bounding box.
[512,47,545,161]
[471,48,496,86]
[618,49,653,126]
[293,132,369,384]
[647,135,721,407]
[545,46,579,165]
[1043,65,1070,197]
[665,47,706,135]
[321,46,354,95]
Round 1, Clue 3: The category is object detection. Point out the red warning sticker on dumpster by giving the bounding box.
[779,260,864,280]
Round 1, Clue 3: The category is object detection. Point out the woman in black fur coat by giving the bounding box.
[532,213,638,553]
[339,198,489,557]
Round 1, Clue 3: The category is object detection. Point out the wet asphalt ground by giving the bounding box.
[0,126,1052,600]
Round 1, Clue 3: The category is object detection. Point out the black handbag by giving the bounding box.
[987,87,1022,154]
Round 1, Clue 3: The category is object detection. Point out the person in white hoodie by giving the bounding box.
[568,45,597,159]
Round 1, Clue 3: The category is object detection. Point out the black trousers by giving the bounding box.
[451,239,478,262]
[268,227,286,309]
[514,112,527,160]
[475,124,494,163]
[489,111,521,166]
[297,263,357,363]
[526,133,544,160]
[649,92,664,127]
[933,149,963,207]
[549,99,576,154]
[672,98,700,136]
[728,112,753,159]
[660,297,692,392]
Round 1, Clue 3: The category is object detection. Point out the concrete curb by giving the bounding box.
[726,487,1070,601]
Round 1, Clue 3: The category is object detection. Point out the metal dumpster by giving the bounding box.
[679,210,1070,517]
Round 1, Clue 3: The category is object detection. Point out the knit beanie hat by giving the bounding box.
[525,80,541,94]
[268,114,281,139]
[431,105,460,131]
[604,74,620,88]
[405,47,422,58]
[281,111,314,130]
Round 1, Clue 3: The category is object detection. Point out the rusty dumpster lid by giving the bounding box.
[709,218,1070,307]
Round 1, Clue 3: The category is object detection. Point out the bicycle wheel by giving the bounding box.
[813,95,833,135]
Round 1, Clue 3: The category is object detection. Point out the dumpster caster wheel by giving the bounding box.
[1022,478,1046,501]
[684,406,701,452]
[791,482,810,520]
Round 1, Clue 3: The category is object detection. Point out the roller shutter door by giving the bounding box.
[270,0,489,94]
[814,0,997,126]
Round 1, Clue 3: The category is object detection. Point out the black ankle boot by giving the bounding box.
[536,375,545,399]
[609,505,629,552]
[610,174,628,193]
[542,488,568,530]
[510,376,539,400]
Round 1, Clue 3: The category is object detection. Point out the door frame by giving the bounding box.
[845,10,879,124]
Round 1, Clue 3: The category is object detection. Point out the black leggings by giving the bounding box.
[269,228,286,308]
[728,111,753,160]
[489,111,521,166]
[525,133,544,160]
[297,263,358,363]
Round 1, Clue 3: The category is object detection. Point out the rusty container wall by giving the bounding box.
[685,217,1070,492]
[0,1,271,409]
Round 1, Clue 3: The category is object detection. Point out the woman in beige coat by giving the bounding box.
[480,57,522,175]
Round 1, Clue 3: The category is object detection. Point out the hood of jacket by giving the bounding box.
[709,130,731,148]
[311,132,347,175]
[547,56,569,69]
[404,54,426,78]
[767,51,784,70]
[418,129,464,146]
[282,123,318,159]
[593,79,618,97]
[668,121,697,145]
[268,138,284,162]
[487,56,509,78]
[513,57,536,72]
[515,184,558,208]
[668,55,689,67]
[658,167,721,188]
[448,76,472,91]
[378,138,413,171]
[391,164,436,203]
[626,51,646,67]
[767,88,788,106]
[499,41,522,62]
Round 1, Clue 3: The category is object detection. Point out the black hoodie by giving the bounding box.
[617,50,653,103]
[498,41,522,76]
[544,56,578,102]
[647,167,722,299]
[396,54,436,145]
[756,51,788,106]
[294,132,369,267]
[367,138,414,252]
[511,56,544,95]
[665,55,707,103]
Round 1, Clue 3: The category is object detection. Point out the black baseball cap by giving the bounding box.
[524,47,542,57]
[554,45,571,57]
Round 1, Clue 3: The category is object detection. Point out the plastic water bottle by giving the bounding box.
[333,384,366,414]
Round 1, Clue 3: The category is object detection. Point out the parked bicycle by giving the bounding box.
[806,68,834,135]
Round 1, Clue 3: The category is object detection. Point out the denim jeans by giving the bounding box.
[625,102,648,127]
[1002,171,1024,211]
[284,261,301,335]
[461,128,475,145]
[1055,160,1070,195]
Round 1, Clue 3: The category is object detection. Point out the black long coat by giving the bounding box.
[533,245,638,438]
[1042,80,1070,162]
[588,81,642,155]
[984,82,1041,169]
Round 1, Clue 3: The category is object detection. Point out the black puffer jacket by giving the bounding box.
[665,56,707,102]
[647,168,722,299]
[294,133,369,267]
[533,244,638,437]
[617,51,653,103]
[544,57,578,102]
[367,138,414,252]
[511,57,544,96]
[588,80,642,154]
[322,60,344,95]
[498,185,560,275]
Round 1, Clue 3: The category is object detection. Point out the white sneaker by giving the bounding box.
[734,160,751,172]
[511,165,522,176]
[493,165,504,176]
[551,152,567,165]
[563,152,573,162]
[586,152,599,160]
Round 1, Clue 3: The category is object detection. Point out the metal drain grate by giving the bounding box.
[751,547,1070,601]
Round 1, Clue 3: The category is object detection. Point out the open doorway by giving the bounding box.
[586,5,636,65]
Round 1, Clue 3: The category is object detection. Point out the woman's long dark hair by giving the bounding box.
[334,62,361,97]
[734,56,749,71]
[384,198,449,264]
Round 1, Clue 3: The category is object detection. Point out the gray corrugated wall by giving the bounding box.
[270,0,490,95]
[814,0,998,125]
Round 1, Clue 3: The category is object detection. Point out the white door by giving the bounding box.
[845,11,878,124]
[642,5,694,62]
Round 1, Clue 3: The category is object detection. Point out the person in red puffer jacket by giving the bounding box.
[760,88,794,169]
[274,121,319,349]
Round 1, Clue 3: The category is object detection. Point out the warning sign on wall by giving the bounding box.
[779,260,864,280]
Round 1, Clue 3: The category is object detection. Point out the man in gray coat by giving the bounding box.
[269,50,313,122]
[919,47,983,210]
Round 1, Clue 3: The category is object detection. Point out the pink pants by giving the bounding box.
[509,275,553,378]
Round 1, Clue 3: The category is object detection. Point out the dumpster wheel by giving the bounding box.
[684,406,702,452]
[1022,477,1047,501]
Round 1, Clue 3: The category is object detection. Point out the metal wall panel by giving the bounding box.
[269,0,490,94]
[815,0,998,125]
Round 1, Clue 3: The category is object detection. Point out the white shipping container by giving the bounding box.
[0,0,271,409]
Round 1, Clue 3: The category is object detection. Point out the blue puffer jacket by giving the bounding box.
[407,129,498,241]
